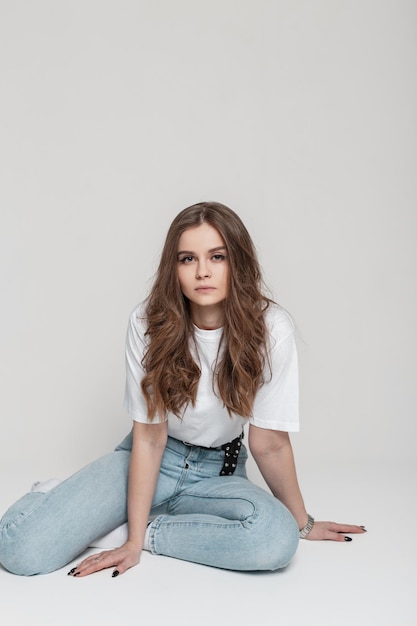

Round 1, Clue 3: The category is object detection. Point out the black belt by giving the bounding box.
[182,432,244,476]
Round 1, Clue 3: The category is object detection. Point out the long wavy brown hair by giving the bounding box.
[141,202,273,420]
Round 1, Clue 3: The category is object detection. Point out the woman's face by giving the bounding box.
[177,223,229,326]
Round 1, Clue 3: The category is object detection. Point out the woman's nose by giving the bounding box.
[196,262,211,278]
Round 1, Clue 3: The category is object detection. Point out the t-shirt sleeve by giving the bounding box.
[249,308,300,432]
[123,307,166,424]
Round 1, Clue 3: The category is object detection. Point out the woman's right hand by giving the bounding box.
[67,540,141,578]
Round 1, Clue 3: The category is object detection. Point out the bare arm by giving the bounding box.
[249,424,366,541]
[71,420,168,577]
[127,420,168,550]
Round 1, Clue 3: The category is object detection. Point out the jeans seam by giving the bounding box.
[0,492,54,531]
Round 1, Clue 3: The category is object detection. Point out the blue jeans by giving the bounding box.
[0,433,299,575]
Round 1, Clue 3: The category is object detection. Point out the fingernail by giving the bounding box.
[74,572,80,576]
[112,570,119,578]
[360,526,367,531]
[344,536,352,542]
[67,568,77,575]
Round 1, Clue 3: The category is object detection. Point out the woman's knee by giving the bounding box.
[245,496,300,571]
[0,530,46,576]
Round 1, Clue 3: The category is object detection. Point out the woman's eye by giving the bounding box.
[179,256,194,263]
[212,254,225,261]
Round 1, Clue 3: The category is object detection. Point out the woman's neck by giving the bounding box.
[190,304,224,330]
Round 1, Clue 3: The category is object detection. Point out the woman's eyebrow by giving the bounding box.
[177,246,226,256]
[208,246,227,253]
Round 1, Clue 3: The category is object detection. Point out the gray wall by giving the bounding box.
[1,0,415,481]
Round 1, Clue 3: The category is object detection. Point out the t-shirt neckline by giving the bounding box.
[193,325,223,342]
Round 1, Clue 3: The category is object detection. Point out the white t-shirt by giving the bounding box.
[124,303,299,447]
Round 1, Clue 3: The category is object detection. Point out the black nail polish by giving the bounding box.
[344,536,352,542]
[74,571,80,576]
[112,570,119,578]
[360,526,367,531]
[67,568,77,575]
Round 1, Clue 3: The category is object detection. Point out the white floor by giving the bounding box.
[1,461,415,626]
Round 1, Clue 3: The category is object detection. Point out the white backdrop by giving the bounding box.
[0,0,416,483]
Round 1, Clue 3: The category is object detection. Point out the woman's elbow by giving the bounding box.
[248,426,290,458]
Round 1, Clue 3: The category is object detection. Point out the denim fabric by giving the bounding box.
[0,432,299,575]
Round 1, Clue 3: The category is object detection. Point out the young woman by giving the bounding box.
[0,202,365,578]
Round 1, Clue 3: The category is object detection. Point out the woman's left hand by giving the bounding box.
[305,521,367,541]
